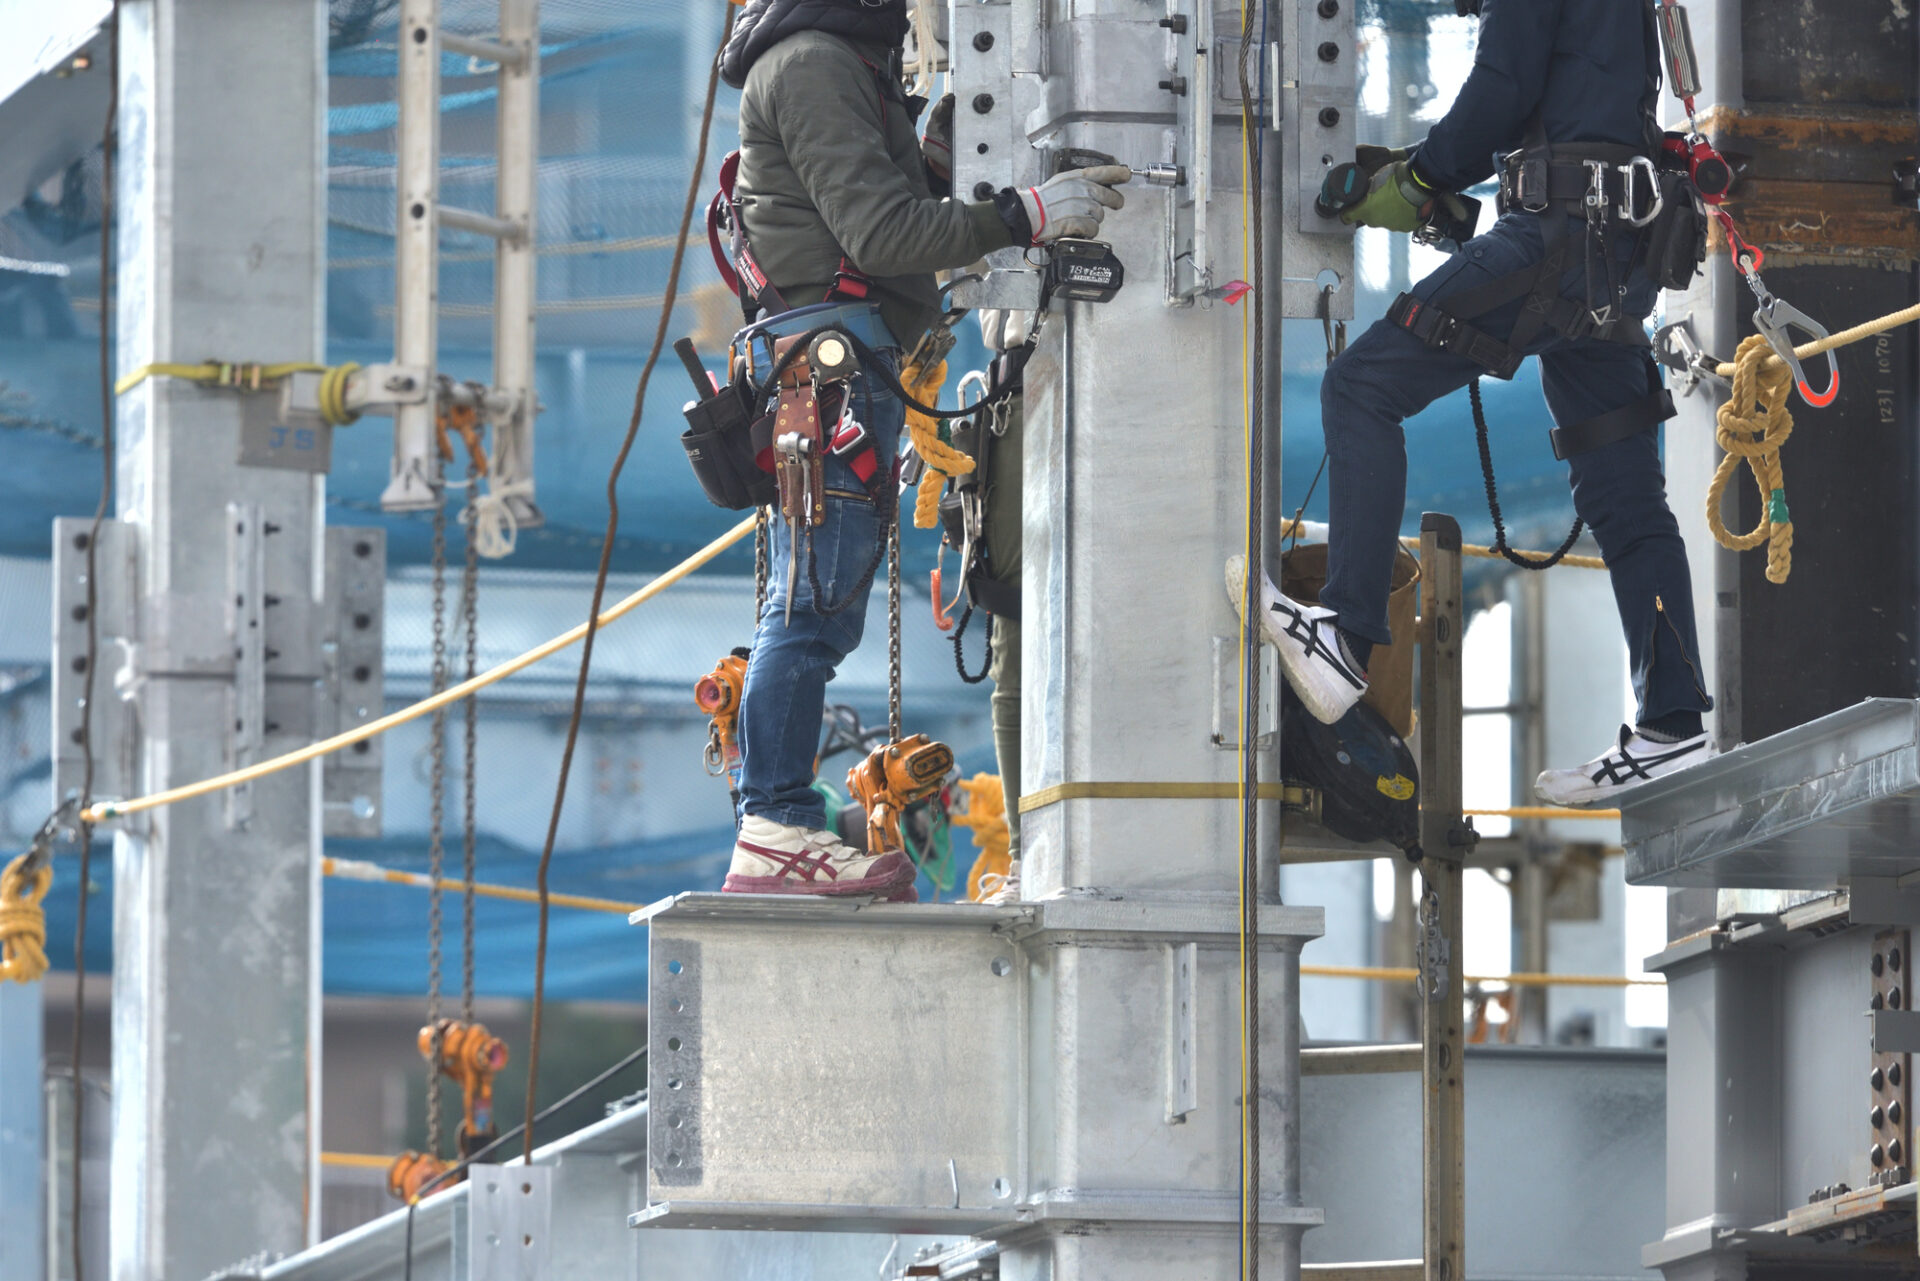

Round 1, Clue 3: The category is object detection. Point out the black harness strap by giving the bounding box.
[1550,386,1675,461]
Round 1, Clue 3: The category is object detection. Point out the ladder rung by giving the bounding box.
[1300,1044,1422,1076]
[441,31,526,69]
[438,205,523,244]
[1301,1263,1424,1281]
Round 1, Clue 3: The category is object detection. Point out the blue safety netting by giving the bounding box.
[0,0,1608,1001]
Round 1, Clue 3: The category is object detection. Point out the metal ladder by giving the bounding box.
[383,0,542,533]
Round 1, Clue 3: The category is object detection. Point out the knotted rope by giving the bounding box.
[1707,333,1796,584]
[952,773,1012,902]
[0,854,53,984]
[901,357,975,529]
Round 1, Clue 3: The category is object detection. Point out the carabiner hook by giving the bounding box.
[1752,294,1841,409]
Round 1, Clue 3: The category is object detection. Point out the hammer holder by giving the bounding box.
[773,335,828,527]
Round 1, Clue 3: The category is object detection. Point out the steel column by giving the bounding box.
[111,2,327,1275]
[0,981,42,1281]
[1417,514,1466,1281]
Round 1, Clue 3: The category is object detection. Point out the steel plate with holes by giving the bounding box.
[467,1165,551,1281]
[1623,699,1920,889]
[638,895,1029,1229]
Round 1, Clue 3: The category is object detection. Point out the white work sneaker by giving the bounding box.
[723,815,918,900]
[977,860,1021,905]
[1534,725,1715,807]
[1224,555,1368,726]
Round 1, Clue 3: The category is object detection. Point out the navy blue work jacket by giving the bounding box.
[1413,0,1662,192]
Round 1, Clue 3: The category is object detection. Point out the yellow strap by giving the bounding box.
[84,514,757,825]
[1019,780,1293,815]
[115,360,331,398]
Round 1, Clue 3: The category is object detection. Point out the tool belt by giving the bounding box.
[1386,120,1695,460]
[678,301,896,513]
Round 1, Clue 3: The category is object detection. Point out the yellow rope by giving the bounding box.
[1714,301,1920,378]
[1302,964,1662,988]
[0,854,53,984]
[1466,806,1620,821]
[1706,333,1796,583]
[950,773,1012,902]
[83,514,758,825]
[322,857,642,916]
[902,357,975,529]
[320,1151,397,1170]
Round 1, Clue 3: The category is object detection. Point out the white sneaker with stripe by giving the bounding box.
[1533,724,1714,807]
[1224,555,1369,726]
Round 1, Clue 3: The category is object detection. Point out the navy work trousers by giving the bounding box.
[1318,211,1713,728]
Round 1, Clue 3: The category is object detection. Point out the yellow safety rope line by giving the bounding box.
[322,857,642,916]
[903,357,975,529]
[321,1151,397,1170]
[1467,806,1620,821]
[0,854,53,984]
[1714,301,1920,379]
[1706,333,1795,582]
[83,513,758,824]
[1302,964,1662,988]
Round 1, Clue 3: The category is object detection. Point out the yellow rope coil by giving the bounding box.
[950,773,1012,901]
[1707,333,1796,584]
[901,357,975,529]
[0,855,53,985]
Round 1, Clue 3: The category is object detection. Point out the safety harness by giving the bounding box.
[933,343,1030,681]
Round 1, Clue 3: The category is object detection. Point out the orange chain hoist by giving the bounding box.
[385,1150,451,1204]
[846,735,954,855]
[423,1017,510,1158]
[695,648,751,790]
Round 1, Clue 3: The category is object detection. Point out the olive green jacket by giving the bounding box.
[735,30,1013,348]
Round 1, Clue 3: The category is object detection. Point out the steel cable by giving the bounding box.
[520,5,735,1162]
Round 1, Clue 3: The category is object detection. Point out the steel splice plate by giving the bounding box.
[1623,699,1920,889]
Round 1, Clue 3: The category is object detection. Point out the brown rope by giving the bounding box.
[1706,333,1796,584]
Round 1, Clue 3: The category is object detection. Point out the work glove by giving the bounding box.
[1341,158,1435,234]
[978,308,1035,352]
[921,93,955,189]
[1017,165,1130,243]
[1353,144,1411,176]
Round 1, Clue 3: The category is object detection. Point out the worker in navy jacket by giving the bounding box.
[1244,0,1716,804]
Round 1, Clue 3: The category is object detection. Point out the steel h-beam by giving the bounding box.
[110,1,328,1275]
[1417,514,1467,1281]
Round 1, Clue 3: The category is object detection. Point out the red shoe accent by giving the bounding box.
[721,849,915,897]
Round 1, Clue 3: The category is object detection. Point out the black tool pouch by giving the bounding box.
[680,378,776,510]
[1642,171,1707,291]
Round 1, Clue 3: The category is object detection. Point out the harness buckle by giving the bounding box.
[1617,156,1664,229]
[1582,160,1611,224]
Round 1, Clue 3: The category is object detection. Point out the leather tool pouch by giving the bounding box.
[772,336,827,526]
[1642,169,1707,292]
[680,375,776,511]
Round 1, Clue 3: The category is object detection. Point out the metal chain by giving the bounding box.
[887,497,902,744]
[754,506,769,620]
[461,455,480,1023]
[425,476,449,1160]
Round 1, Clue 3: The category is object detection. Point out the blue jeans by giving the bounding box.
[1319,212,1713,728]
[736,351,904,829]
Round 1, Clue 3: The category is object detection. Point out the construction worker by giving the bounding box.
[716,0,1128,896]
[1246,0,1715,805]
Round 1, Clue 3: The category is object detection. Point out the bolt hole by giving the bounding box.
[667,1152,682,1166]
[668,959,683,975]
[668,1036,682,1051]
[413,26,428,44]
[410,202,426,220]
[354,539,373,557]
[70,605,88,622]
[990,956,1012,977]
[669,998,683,1013]
[668,1077,682,1090]
[992,1177,1012,1199]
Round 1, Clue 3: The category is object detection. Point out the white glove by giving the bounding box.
[1017,165,1129,243]
[978,308,1035,352]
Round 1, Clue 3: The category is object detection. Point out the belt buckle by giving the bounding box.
[1582,160,1610,224]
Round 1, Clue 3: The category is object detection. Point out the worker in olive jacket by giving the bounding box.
[717,0,1128,898]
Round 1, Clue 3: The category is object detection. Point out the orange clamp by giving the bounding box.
[847,735,955,855]
[420,1018,510,1157]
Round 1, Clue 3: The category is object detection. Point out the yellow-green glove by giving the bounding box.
[1341,159,1434,233]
